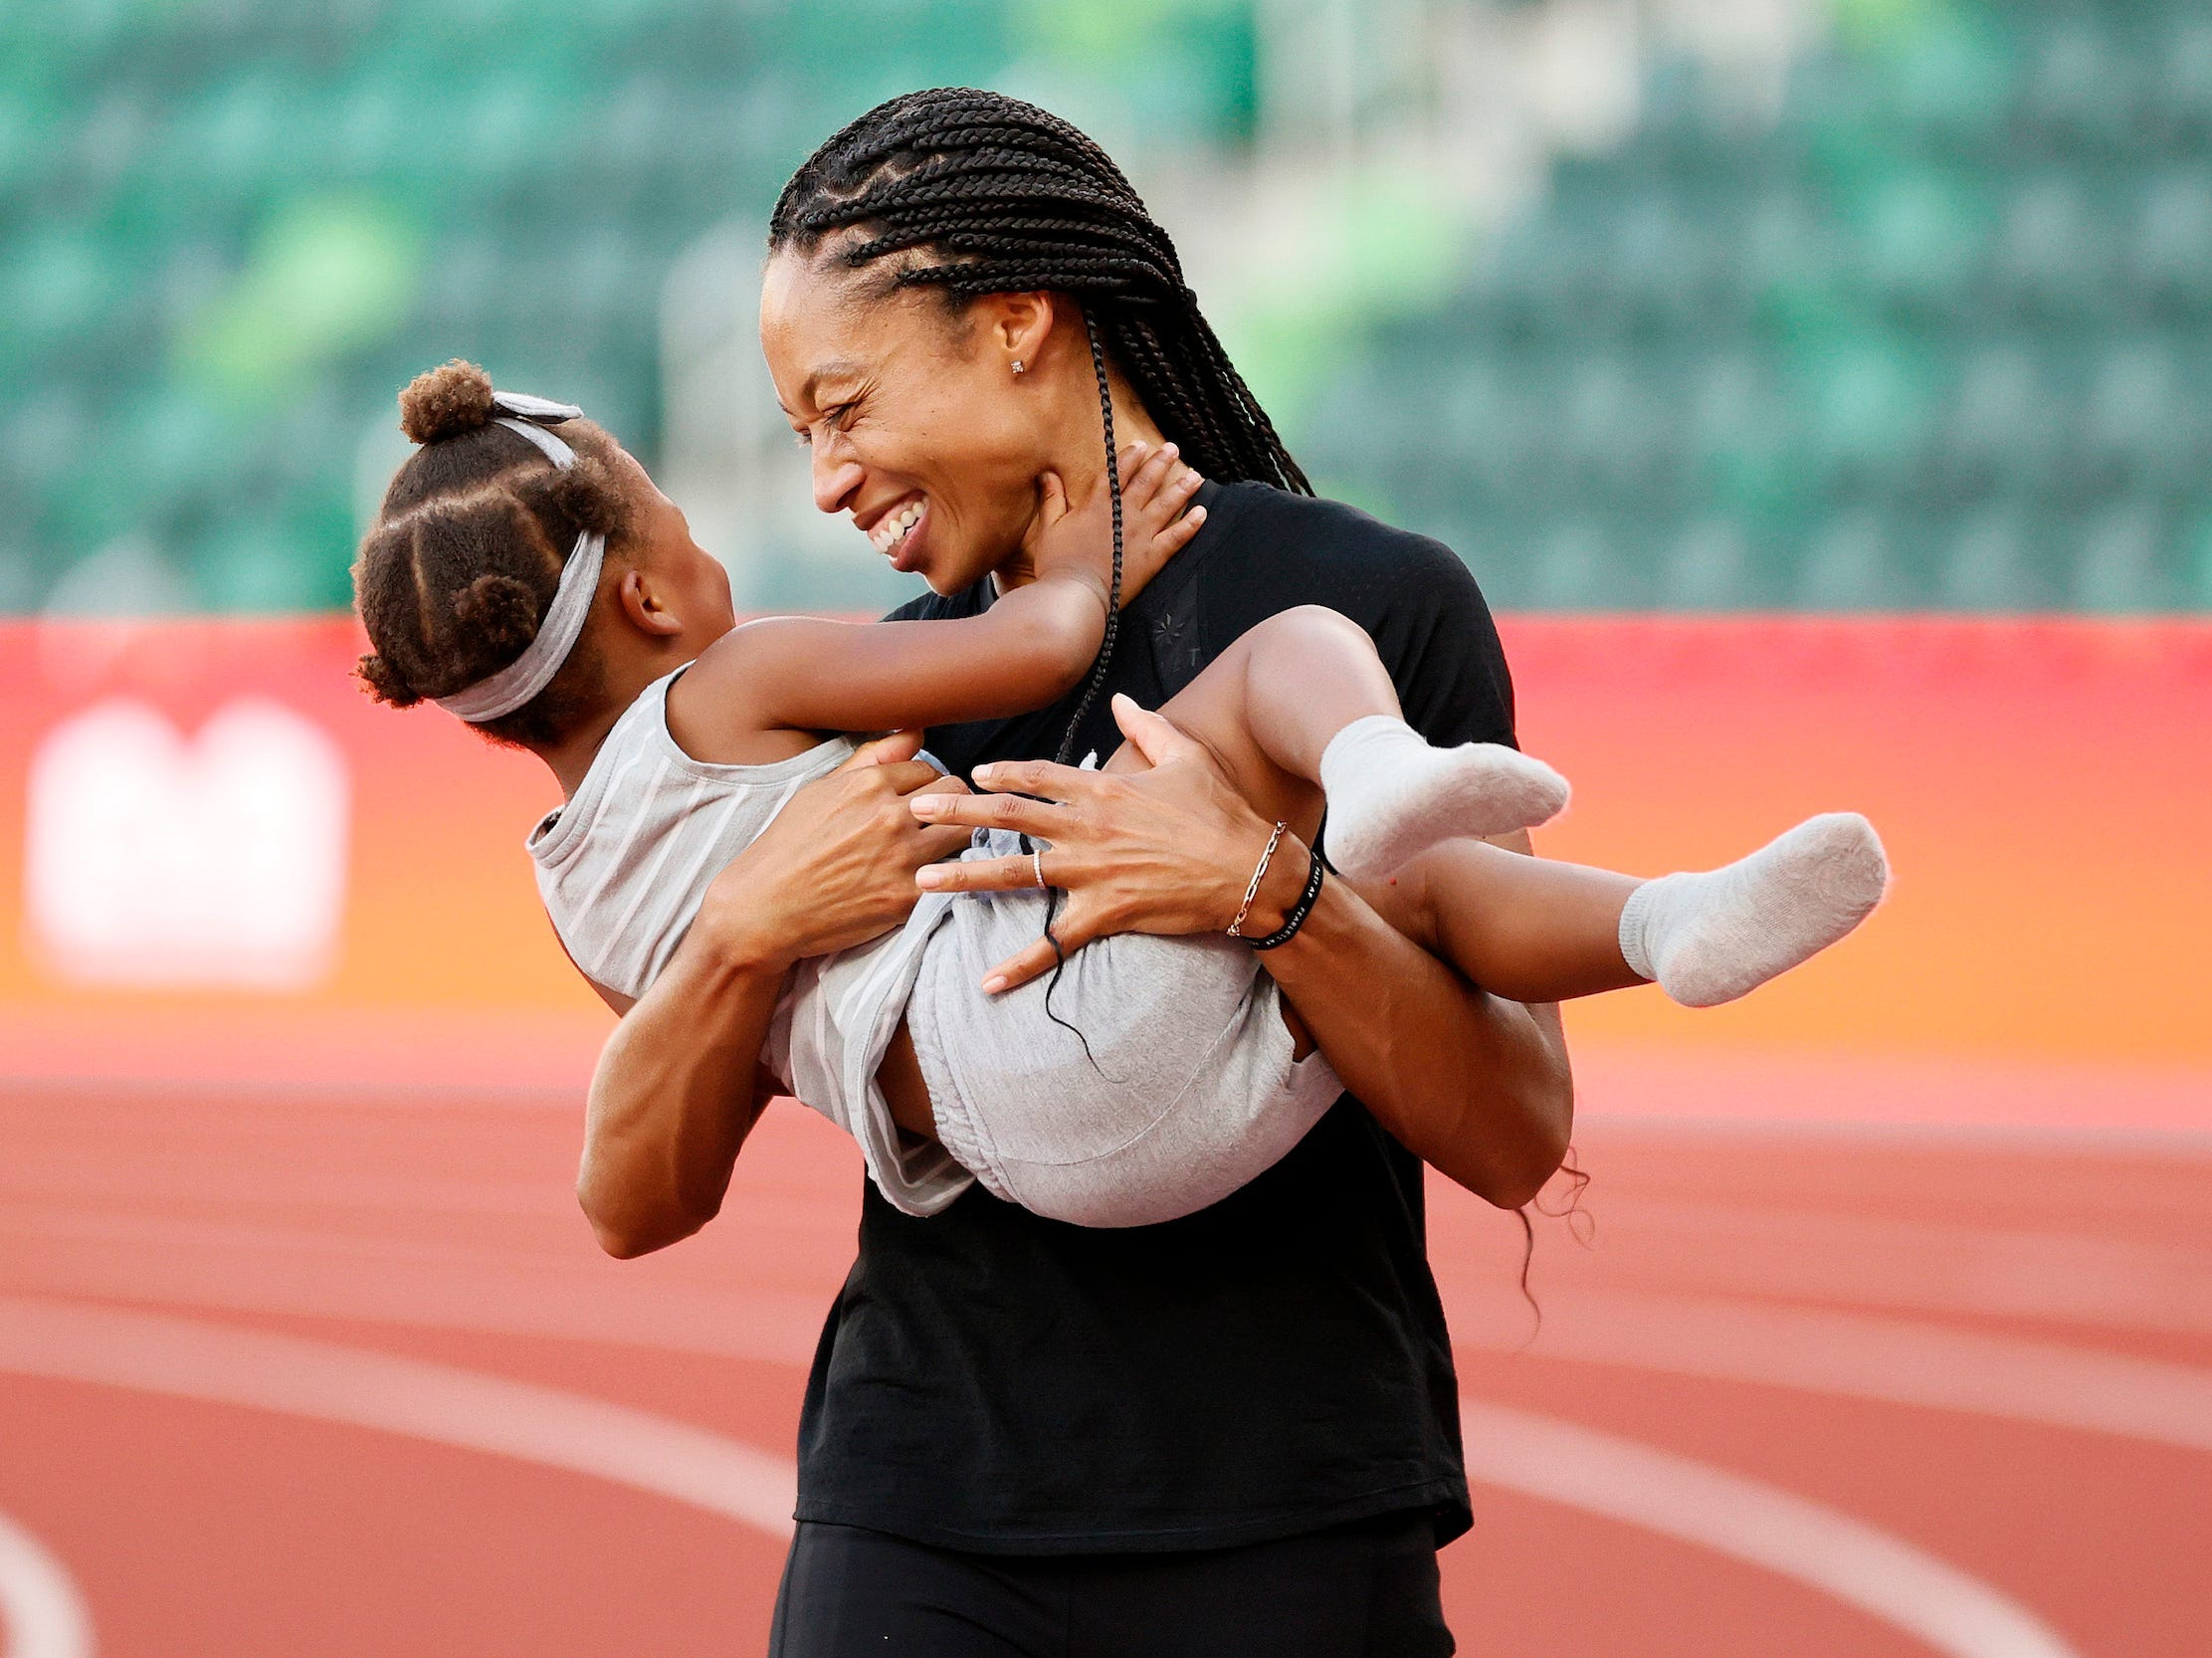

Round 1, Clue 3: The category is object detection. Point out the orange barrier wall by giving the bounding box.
[2,616,2206,1123]
[0,618,599,1089]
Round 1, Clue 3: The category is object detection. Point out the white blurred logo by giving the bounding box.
[23,698,351,991]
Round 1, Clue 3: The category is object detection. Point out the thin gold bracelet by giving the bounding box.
[1226,820,1288,937]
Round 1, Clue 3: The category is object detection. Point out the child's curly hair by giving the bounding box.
[352,360,637,748]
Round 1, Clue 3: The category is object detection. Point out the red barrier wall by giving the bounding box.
[3,616,2206,1128]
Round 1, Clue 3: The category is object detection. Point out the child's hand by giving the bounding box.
[1115,441,1207,594]
[1025,440,1206,608]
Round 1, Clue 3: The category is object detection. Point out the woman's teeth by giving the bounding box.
[873,502,923,554]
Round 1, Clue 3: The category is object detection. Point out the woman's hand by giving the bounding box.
[908,695,1280,991]
[905,695,1570,1206]
[695,729,974,971]
[579,731,972,1258]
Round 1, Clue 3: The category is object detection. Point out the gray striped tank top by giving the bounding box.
[527,670,971,1214]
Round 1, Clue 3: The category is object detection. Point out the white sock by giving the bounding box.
[1619,813,1889,1007]
[1320,715,1571,879]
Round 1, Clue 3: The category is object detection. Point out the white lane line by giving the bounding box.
[0,1291,2080,1656]
[1555,1196,2212,1337]
[0,1212,829,1368]
[0,1508,94,1658]
[12,1209,2212,1461]
[1447,1287,2212,1454]
[1463,1399,2082,1658]
[18,1188,2212,1339]
[0,1296,795,1541]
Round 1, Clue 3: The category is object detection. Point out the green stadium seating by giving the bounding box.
[7,0,1260,614]
[1298,0,2212,612]
[7,0,2202,615]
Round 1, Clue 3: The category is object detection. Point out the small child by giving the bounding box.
[354,362,1887,1226]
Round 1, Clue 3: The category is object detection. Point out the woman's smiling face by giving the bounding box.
[760,248,1060,596]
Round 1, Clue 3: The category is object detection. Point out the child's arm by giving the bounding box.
[675,443,1201,749]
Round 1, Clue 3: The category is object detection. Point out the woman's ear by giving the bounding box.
[616,567,686,638]
[980,291,1055,375]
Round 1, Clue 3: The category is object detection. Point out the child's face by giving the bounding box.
[759,250,1062,597]
[614,448,737,643]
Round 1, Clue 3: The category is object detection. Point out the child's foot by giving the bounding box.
[1321,715,1571,879]
[1620,813,1889,1006]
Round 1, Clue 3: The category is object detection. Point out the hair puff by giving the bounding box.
[536,452,631,539]
[399,359,498,445]
[450,572,544,657]
[356,653,423,709]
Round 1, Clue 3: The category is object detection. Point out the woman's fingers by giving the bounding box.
[868,758,959,799]
[982,893,1103,991]
[1109,693,1204,766]
[909,785,1071,837]
[906,779,980,864]
[913,853,1034,894]
[982,932,1080,994]
[842,728,925,768]
[964,756,1095,800]
[915,825,979,866]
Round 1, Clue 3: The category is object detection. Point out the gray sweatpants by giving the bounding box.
[905,830,1342,1226]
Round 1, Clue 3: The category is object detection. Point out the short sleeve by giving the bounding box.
[1366,534,1517,751]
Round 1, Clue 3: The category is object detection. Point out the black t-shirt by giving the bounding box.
[793,480,1518,1554]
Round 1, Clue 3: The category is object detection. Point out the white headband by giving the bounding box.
[434,391,606,725]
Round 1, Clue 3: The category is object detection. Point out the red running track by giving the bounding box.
[0,1069,2207,1658]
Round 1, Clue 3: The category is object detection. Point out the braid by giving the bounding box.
[1056,311,1123,766]
[1031,311,1125,1065]
[770,88,1310,495]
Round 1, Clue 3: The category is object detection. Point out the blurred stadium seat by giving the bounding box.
[6,1,2208,617]
[2,0,1251,615]
[1305,0,2212,613]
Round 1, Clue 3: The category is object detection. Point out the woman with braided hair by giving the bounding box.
[546,89,1884,1656]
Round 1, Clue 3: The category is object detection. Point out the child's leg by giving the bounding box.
[1363,813,1889,1007]
[1353,840,1645,1004]
[1101,605,1567,866]
[1102,604,1888,1007]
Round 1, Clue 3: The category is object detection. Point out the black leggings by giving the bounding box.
[768,1511,1455,1658]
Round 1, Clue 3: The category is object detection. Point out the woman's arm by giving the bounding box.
[579,934,784,1258]
[908,701,1571,1208]
[1245,828,1571,1208]
[668,446,1202,750]
[577,733,975,1257]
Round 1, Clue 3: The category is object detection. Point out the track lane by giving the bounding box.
[3,1076,2207,1655]
[0,1298,2082,1658]
[0,1372,779,1658]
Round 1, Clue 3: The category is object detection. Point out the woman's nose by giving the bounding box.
[811,444,864,516]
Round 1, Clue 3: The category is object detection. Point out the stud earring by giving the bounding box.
[1011,359,1026,376]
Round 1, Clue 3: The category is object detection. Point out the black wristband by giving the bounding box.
[1245,842,1324,951]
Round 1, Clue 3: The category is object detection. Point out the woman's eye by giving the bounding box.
[791,404,857,448]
